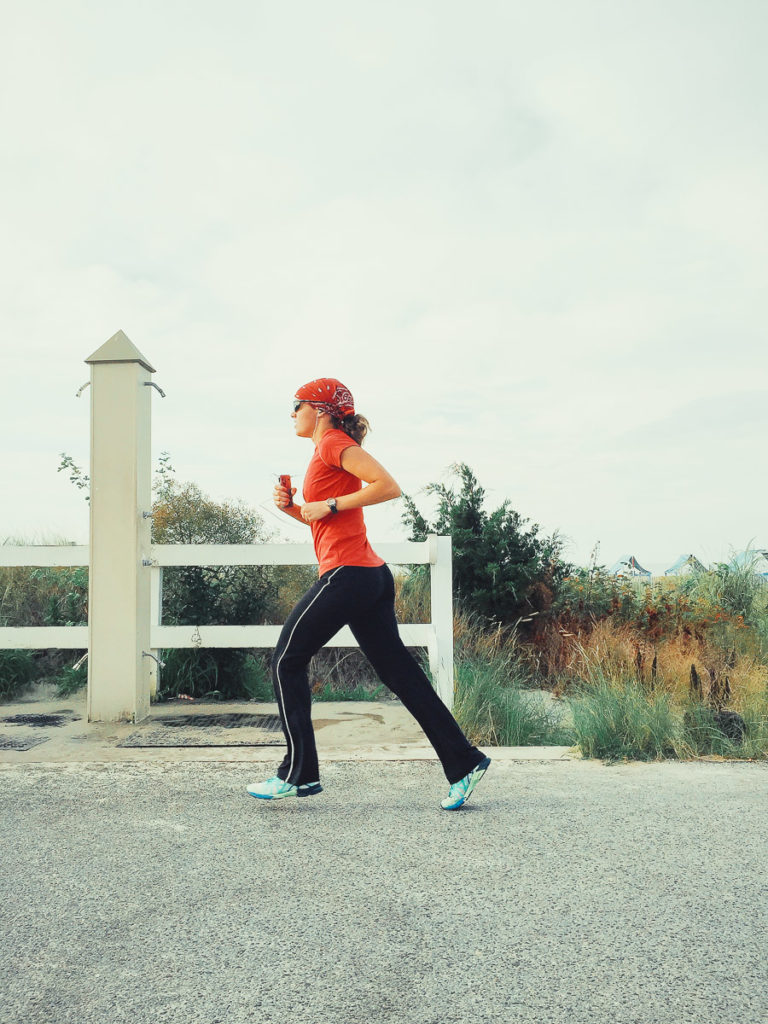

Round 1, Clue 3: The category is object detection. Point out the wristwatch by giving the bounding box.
[326,498,339,514]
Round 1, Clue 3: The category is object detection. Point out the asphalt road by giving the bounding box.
[1,757,767,1024]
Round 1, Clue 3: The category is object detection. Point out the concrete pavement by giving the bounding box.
[2,693,767,1023]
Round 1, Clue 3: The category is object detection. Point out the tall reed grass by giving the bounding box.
[451,608,574,746]
[564,647,768,761]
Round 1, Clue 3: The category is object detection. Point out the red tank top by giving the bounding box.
[302,429,385,576]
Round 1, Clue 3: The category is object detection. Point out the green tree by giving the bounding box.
[151,478,279,627]
[401,463,570,626]
[150,475,286,699]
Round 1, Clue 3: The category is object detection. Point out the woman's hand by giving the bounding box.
[300,501,332,524]
[273,483,297,510]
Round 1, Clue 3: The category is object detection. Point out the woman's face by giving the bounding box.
[292,401,319,438]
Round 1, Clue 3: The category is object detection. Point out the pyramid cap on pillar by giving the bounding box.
[85,330,156,373]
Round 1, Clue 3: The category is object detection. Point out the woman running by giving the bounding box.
[246,378,490,810]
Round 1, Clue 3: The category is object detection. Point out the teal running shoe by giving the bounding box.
[246,776,322,800]
[441,757,491,810]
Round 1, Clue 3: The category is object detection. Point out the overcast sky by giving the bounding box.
[2,0,766,574]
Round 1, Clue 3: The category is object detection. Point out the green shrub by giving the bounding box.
[154,647,286,702]
[734,691,768,757]
[155,648,221,700]
[567,673,768,762]
[401,463,570,626]
[53,660,88,697]
[454,652,572,746]
[0,563,88,629]
[552,562,642,626]
[150,474,286,701]
[450,613,574,747]
[242,653,274,701]
[305,648,383,698]
[680,693,768,759]
[0,650,37,701]
[691,552,768,624]
[567,677,679,762]
[680,700,738,757]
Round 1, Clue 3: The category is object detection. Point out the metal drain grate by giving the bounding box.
[1,713,81,728]
[117,712,284,748]
[0,735,50,751]
[158,713,282,730]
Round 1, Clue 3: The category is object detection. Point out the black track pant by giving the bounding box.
[271,563,485,786]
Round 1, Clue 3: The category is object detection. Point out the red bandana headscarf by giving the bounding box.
[295,378,355,419]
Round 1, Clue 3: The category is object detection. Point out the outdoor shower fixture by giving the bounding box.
[77,379,167,399]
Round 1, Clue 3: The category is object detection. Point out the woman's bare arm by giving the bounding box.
[335,446,401,509]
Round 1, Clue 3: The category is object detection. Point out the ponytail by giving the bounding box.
[331,412,370,445]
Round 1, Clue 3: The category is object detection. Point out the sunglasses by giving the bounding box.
[292,399,306,413]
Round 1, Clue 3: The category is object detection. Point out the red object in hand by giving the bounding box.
[279,475,293,507]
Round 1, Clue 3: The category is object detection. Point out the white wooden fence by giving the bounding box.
[0,537,454,709]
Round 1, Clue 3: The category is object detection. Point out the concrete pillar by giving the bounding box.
[85,331,155,723]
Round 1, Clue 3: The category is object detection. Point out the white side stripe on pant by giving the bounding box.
[274,566,344,782]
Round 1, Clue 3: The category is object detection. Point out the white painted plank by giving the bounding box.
[0,546,88,567]
[148,541,430,567]
[150,624,433,649]
[0,627,89,649]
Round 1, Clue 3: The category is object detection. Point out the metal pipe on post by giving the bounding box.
[85,331,155,723]
[149,566,163,699]
[428,533,454,710]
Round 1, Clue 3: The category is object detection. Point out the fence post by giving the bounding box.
[85,331,155,723]
[428,534,454,710]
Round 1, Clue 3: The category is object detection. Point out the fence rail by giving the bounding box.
[0,545,88,567]
[146,542,432,567]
